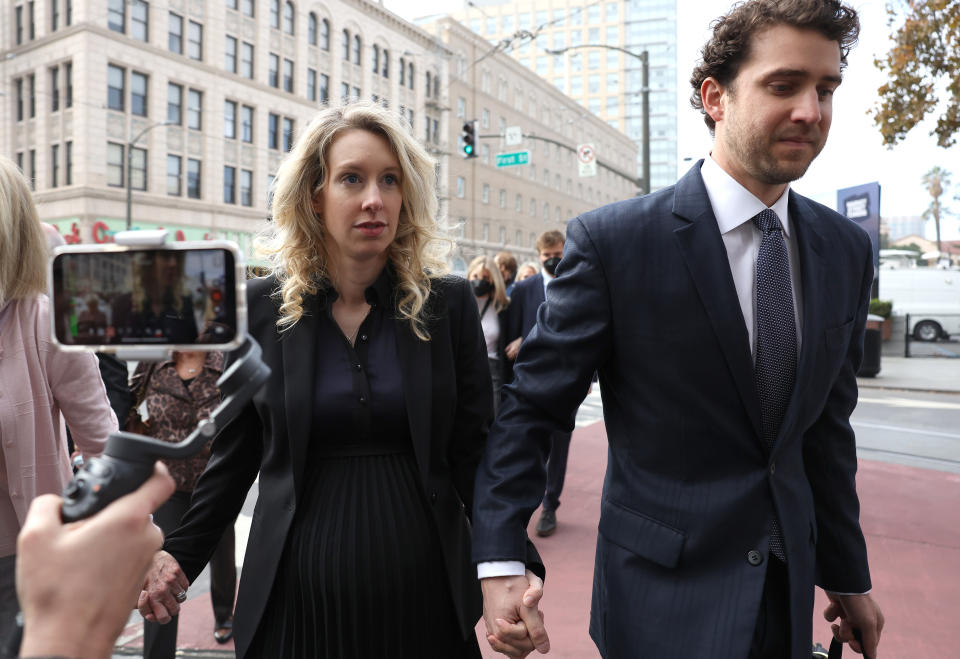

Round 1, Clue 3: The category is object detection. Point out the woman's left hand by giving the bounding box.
[137,550,190,624]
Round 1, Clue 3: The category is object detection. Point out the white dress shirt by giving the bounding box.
[477,157,805,580]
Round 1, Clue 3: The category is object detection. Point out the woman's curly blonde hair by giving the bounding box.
[257,101,451,340]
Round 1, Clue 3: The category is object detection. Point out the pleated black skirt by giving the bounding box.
[246,448,481,658]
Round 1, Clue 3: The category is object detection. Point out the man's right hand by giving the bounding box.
[138,550,190,624]
[481,570,550,657]
[505,338,523,360]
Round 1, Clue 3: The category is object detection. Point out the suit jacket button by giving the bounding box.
[770,463,776,476]
[430,491,438,503]
[747,550,764,566]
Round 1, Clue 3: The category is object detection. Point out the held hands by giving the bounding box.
[16,462,174,659]
[138,549,191,624]
[481,570,550,657]
[505,338,523,361]
[824,592,884,658]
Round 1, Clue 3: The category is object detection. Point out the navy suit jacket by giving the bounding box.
[504,273,546,383]
[473,163,874,659]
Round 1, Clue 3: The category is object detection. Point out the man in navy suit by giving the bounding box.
[473,1,884,658]
[503,230,568,537]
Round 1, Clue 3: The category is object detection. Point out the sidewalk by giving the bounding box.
[858,355,959,394]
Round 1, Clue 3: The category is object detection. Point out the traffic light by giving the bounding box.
[461,120,478,158]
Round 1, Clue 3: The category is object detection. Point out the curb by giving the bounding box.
[857,382,960,396]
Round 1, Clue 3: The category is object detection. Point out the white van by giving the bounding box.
[879,269,960,341]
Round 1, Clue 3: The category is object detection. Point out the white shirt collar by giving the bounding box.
[700,155,792,238]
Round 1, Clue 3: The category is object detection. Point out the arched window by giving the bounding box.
[382,49,389,77]
[269,0,280,29]
[320,18,330,50]
[307,12,317,44]
[352,34,362,65]
[372,44,379,74]
[342,29,350,60]
[283,2,294,34]
[399,57,405,85]
[425,71,432,97]
[408,62,414,89]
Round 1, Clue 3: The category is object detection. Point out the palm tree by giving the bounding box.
[921,166,951,253]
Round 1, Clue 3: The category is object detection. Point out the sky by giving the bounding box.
[382,0,959,239]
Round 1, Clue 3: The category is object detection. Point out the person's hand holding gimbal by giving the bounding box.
[16,463,174,659]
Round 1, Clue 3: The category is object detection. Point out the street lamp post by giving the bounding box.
[126,121,173,230]
[546,45,650,195]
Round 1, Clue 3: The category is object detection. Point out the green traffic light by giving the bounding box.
[464,145,473,155]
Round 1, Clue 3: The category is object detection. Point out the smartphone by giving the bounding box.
[50,242,246,352]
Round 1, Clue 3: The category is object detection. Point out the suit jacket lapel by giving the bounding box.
[673,164,763,440]
[282,295,319,497]
[395,314,432,483]
[777,192,827,447]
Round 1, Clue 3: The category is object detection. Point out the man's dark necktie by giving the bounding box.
[753,208,796,562]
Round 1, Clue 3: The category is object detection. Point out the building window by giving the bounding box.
[225,36,237,73]
[187,20,203,60]
[107,0,124,33]
[399,57,405,85]
[269,0,279,29]
[516,229,523,245]
[65,141,73,185]
[382,49,389,77]
[408,62,414,89]
[481,108,489,129]
[131,0,148,41]
[320,18,330,50]
[481,144,489,164]
[457,97,465,118]
[268,113,279,149]
[268,53,279,87]
[65,62,72,107]
[515,194,522,212]
[241,42,254,78]
[306,68,316,101]
[499,227,506,244]
[432,119,439,144]
[187,159,201,198]
[167,154,181,195]
[241,105,253,142]
[456,177,465,198]
[241,0,253,17]
[223,166,236,203]
[226,0,237,10]
[481,183,489,204]
[308,12,317,45]
[283,58,293,92]
[167,83,182,124]
[282,117,294,151]
[107,65,124,111]
[51,144,59,188]
[319,73,329,103]
[51,0,59,31]
[224,100,236,138]
[353,35,361,65]
[14,78,23,121]
[372,44,379,74]
[15,5,23,44]
[499,189,506,209]
[130,147,147,190]
[282,1,294,34]
[240,169,253,206]
[49,67,59,112]
[187,89,202,129]
[168,13,182,53]
[107,142,124,187]
[130,71,148,116]
[425,71,431,98]
[65,0,71,24]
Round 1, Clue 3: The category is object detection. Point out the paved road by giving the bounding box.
[115,385,960,657]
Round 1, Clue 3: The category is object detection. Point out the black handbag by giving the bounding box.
[812,639,842,658]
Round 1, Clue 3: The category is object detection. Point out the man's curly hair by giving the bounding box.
[689,0,860,133]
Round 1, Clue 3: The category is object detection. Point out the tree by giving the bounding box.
[872,0,960,147]
[921,166,951,252]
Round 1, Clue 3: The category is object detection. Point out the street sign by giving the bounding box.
[578,143,597,177]
[496,151,530,168]
[505,126,523,146]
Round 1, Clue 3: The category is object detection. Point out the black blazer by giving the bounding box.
[503,273,546,383]
[164,273,511,658]
[473,162,874,659]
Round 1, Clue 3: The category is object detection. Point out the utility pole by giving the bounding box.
[545,45,650,194]
[126,121,173,230]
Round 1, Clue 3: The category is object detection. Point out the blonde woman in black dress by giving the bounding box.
[138,102,542,658]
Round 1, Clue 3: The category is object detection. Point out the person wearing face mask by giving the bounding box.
[502,230,569,537]
[466,256,510,414]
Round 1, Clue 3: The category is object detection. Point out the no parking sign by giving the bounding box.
[578,143,597,177]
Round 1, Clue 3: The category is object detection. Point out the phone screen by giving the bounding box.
[51,247,239,347]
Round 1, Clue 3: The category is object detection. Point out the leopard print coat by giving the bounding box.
[134,352,225,492]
